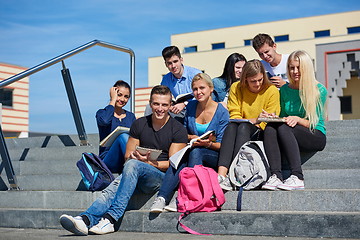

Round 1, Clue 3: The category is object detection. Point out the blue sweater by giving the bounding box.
[184,100,229,143]
[96,105,136,156]
[211,77,228,102]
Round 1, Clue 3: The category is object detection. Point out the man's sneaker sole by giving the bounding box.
[277,185,305,191]
[60,215,88,236]
[150,208,163,213]
[261,184,278,191]
[164,205,177,212]
[88,226,114,235]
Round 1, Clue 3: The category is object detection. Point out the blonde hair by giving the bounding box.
[287,50,325,131]
[191,72,214,88]
[239,59,272,90]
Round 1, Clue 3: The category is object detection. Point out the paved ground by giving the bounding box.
[0,228,359,240]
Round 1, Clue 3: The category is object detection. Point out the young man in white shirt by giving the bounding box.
[252,33,289,89]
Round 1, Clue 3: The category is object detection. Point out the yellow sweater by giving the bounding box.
[227,82,280,130]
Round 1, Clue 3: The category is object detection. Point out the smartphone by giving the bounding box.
[266,72,273,79]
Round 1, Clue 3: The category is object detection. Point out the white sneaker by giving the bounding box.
[164,197,177,212]
[277,175,305,191]
[218,174,232,191]
[59,214,88,236]
[88,217,114,235]
[262,174,283,191]
[150,196,166,213]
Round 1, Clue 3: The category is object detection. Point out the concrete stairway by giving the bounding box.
[0,120,359,238]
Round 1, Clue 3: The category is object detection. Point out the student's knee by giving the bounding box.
[188,148,205,166]
[225,122,239,132]
[123,159,140,174]
[114,133,129,145]
[236,123,251,133]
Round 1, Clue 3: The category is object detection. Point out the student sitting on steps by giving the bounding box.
[96,80,136,174]
[60,85,188,236]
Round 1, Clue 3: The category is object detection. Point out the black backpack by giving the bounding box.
[76,152,115,192]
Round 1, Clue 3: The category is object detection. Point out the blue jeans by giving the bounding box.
[103,133,129,173]
[81,159,165,227]
[157,147,219,203]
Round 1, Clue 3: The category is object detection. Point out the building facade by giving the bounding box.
[145,10,360,120]
[0,63,29,137]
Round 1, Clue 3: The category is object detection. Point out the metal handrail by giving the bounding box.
[0,40,136,190]
[0,39,136,111]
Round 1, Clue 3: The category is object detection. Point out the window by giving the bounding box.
[244,39,252,46]
[184,46,197,53]
[348,26,360,34]
[0,88,13,107]
[274,35,289,42]
[314,30,330,38]
[339,96,352,114]
[212,42,225,50]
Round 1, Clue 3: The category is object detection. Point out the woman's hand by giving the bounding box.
[192,133,215,148]
[284,116,301,127]
[109,87,118,105]
[192,138,212,148]
[256,109,277,124]
[259,109,277,118]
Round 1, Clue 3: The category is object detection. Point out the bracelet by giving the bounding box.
[206,141,213,149]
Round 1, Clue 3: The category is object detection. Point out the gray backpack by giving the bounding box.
[229,141,270,190]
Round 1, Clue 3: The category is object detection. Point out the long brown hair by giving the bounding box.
[239,59,272,91]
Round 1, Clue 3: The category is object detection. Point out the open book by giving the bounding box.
[169,130,215,169]
[135,146,162,161]
[258,117,286,123]
[172,92,194,104]
[99,126,130,148]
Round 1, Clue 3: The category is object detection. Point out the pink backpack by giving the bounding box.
[177,165,226,235]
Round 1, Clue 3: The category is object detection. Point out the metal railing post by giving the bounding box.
[0,125,19,190]
[61,61,89,146]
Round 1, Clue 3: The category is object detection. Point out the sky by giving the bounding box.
[1,0,359,135]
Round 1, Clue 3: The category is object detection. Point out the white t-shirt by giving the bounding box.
[261,54,289,82]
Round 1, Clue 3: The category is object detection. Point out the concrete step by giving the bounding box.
[15,174,84,191]
[9,168,360,191]
[301,149,360,169]
[8,145,98,162]
[0,208,358,239]
[7,135,359,162]
[8,147,358,176]
[5,134,99,150]
[0,189,359,212]
[18,159,80,175]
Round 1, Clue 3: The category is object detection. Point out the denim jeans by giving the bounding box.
[103,133,129,173]
[157,147,219,203]
[81,159,165,227]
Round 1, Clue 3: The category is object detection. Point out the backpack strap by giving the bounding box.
[178,213,211,236]
[236,186,244,211]
[204,166,225,207]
